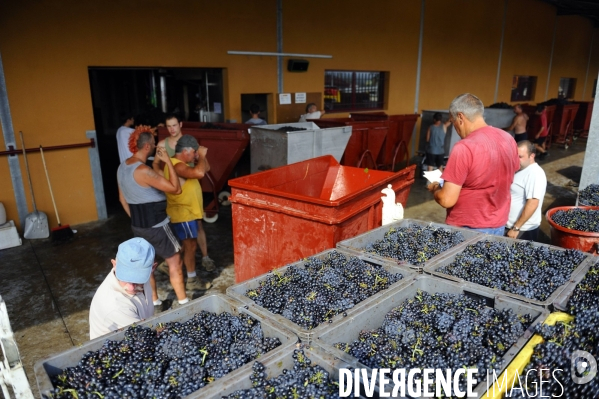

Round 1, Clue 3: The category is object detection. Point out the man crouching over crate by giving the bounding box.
[89,238,156,339]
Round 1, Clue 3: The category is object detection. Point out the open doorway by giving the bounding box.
[88,67,224,214]
[240,93,271,124]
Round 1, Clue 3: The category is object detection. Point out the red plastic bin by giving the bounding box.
[229,155,416,283]
[350,113,420,170]
[158,123,250,222]
[309,118,388,169]
[546,206,599,254]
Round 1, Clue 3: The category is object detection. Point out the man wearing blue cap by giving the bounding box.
[89,238,156,339]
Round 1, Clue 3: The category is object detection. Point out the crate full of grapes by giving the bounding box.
[336,219,483,271]
[315,275,549,398]
[34,294,297,399]
[226,248,416,343]
[423,235,593,307]
[199,344,363,398]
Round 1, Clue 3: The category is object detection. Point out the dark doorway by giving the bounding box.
[240,94,270,124]
[88,67,224,214]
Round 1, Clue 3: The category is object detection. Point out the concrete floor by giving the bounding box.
[0,139,587,397]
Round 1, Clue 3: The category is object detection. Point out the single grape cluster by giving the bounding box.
[364,224,465,265]
[223,349,339,399]
[334,290,533,397]
[245,250,403,330]
[47,311,281,399]
[436,240,586,301]
[578,184,599,206]
[551,208,599,232]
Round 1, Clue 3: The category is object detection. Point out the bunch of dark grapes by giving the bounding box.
[223,349,339,399]
[506,262,599,397]
[47,311,281,399]
[364,224,465,265]
[578,184,599,206]
[505,311,599,398]
[437,240,586,301]
[551,208,599,232]
[245,250,403,330]
[274,126,307,131]
[334,290,533,398]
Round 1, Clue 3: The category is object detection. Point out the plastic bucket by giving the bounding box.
[546,206,599,254]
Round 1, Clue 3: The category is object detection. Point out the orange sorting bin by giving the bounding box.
[229,155,416,282]
[309,118,388,169]
[350,112,420,170]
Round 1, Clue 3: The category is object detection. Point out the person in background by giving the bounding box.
[534,104,549,159]
[155,114,217,274]
[117,127,188,310]
[506,140,547,241]
[299,103,325,122]
[245,104,267,125]
[428,93,519,235]
[163,135,213,291]
[89,237,156,339]
[116,113,135,163]
[425,112,451,172]
[505,104,529,143]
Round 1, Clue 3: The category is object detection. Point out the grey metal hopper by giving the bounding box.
[249,122,352,173]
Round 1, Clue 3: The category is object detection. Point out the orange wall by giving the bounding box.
[283,0,421,117]
[496,0,555,104]
[549,16,595,101]
[0,0,278,229]
[419,0,504,110]
[0,0,597,228]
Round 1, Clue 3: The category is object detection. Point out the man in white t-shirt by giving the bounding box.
[506,140,547,241]
[116,113,135,163]
[89,237,156,340]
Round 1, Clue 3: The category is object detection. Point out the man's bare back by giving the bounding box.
[512,113,528,134]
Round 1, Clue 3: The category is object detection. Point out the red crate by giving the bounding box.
[309,118,388,169]
[229,155,416,282]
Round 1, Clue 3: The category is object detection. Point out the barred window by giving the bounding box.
[324,70,386,112]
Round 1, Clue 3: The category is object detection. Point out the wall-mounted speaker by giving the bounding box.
[287,59,309,72]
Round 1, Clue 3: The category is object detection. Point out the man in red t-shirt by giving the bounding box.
[534,104,549,158]
[427,93,519,235]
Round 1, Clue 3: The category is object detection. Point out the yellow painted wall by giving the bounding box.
[496,0,555,104]
[283,0,421,117]
[549,16,595,101]
[0,0,279,229]
[0,0,597,228]
[419,0,504,111]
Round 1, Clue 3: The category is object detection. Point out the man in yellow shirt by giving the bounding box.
[164,135,212,291]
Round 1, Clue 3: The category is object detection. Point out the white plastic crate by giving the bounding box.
[0,221,22,251]
[0,295,34,398]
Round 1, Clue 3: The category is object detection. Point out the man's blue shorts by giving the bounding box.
[171,220,200,240]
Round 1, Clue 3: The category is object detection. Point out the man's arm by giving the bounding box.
[535,126,545,139]
[118,187,131,217]
[427,181,462,208]
[426,127,431,143]
[137,149,181,194]
[507,198,540,238]
[442,120,451,133]
[173,147,209,179]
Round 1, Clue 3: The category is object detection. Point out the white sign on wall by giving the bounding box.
[279,93,292,105]
[295,93,307,103]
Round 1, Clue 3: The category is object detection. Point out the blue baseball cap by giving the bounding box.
[115,238,155,284]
